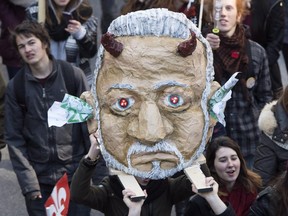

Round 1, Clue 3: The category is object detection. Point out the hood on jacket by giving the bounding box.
[258,100,288,149]
[258,100,277,136]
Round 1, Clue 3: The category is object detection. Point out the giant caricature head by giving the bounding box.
[92,8,219,179]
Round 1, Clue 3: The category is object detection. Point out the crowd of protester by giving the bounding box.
[0,0,288,215]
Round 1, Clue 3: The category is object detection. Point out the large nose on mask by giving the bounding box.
[127,100,173,144]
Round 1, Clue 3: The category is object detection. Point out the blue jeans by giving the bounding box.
[25,183,90,216]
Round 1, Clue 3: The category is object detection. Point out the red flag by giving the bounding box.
[45,173,70,216]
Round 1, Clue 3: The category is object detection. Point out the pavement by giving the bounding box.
[0,147,27,215]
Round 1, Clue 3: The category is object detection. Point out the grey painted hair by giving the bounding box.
[92,8,215,179]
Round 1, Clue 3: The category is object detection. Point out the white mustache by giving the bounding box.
[97,132,189,179]
[127,140,184,159]
[126,140,185,179]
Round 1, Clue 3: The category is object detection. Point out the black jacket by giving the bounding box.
[253,101,288,187]
[248,186,282,216]
[248,0,284,66]
[71,158,194,216]
[245,0,285,92]
[5,58,90,196]
[184,194,236,216]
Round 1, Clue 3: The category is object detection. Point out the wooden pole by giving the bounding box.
[198,0,204,31]
[38,0,46,23]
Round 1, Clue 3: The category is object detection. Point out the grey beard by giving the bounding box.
[126,140,185,179]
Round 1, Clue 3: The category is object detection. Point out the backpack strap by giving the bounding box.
[13,68,26,112]
[58,60,77,96]
[14,60,77,112]
[245,39,254,78]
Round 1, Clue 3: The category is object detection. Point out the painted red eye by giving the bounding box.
[111,97,135,113]
[164,94,184,108]
[170,95,179,105]
[119,98,129,108]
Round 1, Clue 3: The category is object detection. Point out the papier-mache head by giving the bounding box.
[91,8,220,179]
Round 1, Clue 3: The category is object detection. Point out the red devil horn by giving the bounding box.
[101,32,123,57]
[177,30,197,57]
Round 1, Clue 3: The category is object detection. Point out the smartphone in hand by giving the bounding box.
[62,12,73,22]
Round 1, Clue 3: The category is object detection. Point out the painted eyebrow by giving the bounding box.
[153,81,188,90]
[107,81,188,92]
[109,83,134,90]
